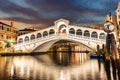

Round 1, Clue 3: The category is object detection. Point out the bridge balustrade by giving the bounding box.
[15,32,106,49]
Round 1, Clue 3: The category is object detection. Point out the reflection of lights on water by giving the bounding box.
[8,54,105,80]
[60,70,63,80]
[59,52,62,63]
[74,45,87,51]
[11,64,14,76]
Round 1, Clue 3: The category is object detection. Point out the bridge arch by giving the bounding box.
[37,33,42,38]
[24,36,29,42]
[32,38,95,52]
[99,33,106,39]
[69,28,75,34]
[84,30,90,37]
[58,24,67,33]
[91,31,98,38]
[18,38,23,43]
[31,34,35,40]
[43,31,48,37]
[76,29,82,36]
[49,29,55,35]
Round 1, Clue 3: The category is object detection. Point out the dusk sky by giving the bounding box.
[0,0,120,29]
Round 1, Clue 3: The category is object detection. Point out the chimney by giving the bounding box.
[11,21,13,27]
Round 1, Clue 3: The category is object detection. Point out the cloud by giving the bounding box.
[0,0,119,29]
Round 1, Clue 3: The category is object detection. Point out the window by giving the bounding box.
[7,28,9,31]
[6,36,11,39]
[119,15,120,18]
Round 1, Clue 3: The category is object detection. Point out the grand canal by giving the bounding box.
[0,52,120,80]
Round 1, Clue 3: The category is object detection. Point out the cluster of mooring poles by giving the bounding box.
[103,21,120,80]
[103,22,119,60]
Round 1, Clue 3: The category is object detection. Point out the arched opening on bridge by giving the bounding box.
[76,29,82,36]
[84,30,90,37]
[49,29,55,35]
[24,36,29,42]
[58,24,66,34]
[99,33,106,39]
[91,31,98,38]
[47,40,93,53]
[43,31,48,37]
[18,38,23,43]
[31,34,35,40]
[69,28,75,34]
[37,33,42,38]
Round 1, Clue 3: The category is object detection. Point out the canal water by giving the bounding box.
[0,52,120,80]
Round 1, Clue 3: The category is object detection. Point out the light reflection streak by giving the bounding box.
[0,53,107,80]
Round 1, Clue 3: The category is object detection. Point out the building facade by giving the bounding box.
[0,22,17,53]
[18,28,37,36]
[116,2,120,27]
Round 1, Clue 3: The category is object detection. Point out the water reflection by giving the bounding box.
[49,52,88,66]
[0,53,120,80]
[103,59,120,80]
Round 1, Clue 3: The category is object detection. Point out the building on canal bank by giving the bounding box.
[0,21,17,53]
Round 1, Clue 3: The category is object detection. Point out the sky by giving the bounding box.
[0,0,120,29]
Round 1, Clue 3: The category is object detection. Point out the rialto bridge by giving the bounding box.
[13,19,106,53]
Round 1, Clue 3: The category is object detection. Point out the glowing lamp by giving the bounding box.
[104,22,114,33]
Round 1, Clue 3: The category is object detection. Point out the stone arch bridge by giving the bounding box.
[13,19,106,53]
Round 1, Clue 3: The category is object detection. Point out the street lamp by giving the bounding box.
[104,22,114,33]
[104,22,119,60]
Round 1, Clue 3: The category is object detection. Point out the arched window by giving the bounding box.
[99,33,106,39]
[31,34,35,40]
[84,30,90,37]
[76,29,82,35]
[69,28,75,34]
[37,33,42,38]
[49,29,55,35]
[91,31,98,38]
[24,36,29,42]
[18,38,23,43]
[43,31,48,37]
